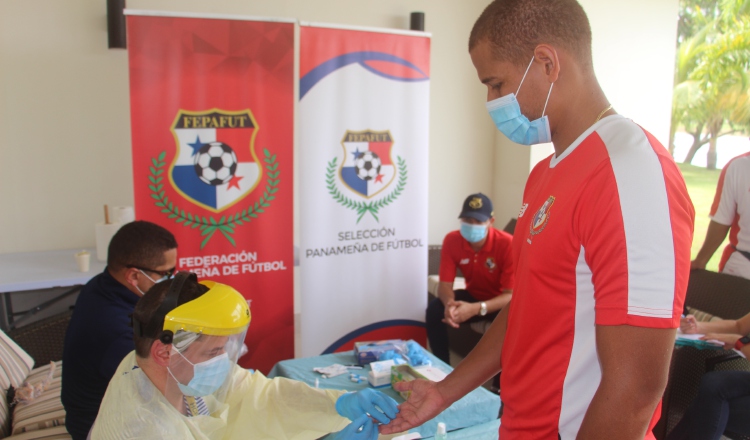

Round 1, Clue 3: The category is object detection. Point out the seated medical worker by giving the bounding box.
[426,193,514,363]
[63,220,177,440]
[92,272,398,440]
[665,312,750,439]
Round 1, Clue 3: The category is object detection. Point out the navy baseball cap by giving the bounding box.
[459,193,494,222]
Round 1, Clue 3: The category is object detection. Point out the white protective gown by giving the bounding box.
[91,351,349,439]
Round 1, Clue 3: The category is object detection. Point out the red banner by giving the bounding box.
[127,14,294,373]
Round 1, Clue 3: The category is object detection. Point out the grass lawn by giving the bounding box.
[677,163,728,272]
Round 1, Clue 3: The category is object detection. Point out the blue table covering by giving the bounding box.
[268,347,500,437]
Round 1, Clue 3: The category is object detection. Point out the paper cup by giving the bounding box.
[75,251,91,272]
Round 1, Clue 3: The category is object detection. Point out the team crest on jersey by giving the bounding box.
[485,257,496,272]
[530,196,555,237]
[168,109,262,212]
[327,130,408,223]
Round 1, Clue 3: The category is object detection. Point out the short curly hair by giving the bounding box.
[107,221,177,271]
[469,0,593,68]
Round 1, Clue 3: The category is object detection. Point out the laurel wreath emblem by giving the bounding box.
[326,156,407,223]
[148,149,280,249]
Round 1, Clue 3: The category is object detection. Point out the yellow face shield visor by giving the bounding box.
[163,280,251,336]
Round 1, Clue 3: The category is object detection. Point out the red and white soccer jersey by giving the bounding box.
[499,115,694,439]
[709,152,750,279]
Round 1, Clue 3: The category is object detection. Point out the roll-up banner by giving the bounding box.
[127,11,294,373]
[298,24,431,356]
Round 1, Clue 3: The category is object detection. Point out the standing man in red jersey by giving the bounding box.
[381,1,695,439]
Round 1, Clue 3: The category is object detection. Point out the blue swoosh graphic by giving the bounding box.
[300,51,429,100]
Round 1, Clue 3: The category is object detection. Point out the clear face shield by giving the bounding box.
[164,326,249,416]
[155,276,252,416]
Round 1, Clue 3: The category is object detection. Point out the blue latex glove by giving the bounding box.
[328,414,378,440]
[335,388,399,425]
[406,341,431,366]
[379,350,406,364]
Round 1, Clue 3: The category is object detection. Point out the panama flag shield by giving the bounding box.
[170,109,261,212]
[340,130,395,198]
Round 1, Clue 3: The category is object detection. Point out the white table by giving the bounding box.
[0,248,106,330]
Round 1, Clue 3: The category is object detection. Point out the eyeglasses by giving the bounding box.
[127,265,176,282]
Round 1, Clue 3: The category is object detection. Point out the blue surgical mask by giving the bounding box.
[460,222,488,243]
[485,57,554,145]
[169,351,231,397]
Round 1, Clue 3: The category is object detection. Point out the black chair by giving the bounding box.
[655,270,750,440]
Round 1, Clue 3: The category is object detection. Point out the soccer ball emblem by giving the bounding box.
[193,142,238,186]
[355,151,381,181]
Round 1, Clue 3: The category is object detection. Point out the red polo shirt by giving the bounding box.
[438,227,514,301]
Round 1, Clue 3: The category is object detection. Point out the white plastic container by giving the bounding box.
[435,422,447,440]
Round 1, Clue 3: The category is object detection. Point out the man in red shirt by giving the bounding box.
[382,0,694,439]
[426,193,514,363]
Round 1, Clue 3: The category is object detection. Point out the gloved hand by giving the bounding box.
[328,414,378,440]
[335,388,399,425]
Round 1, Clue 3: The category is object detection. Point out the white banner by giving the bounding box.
[299,25,431,356]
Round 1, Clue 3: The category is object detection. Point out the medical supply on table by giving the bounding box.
[368,359,395,388]
[354,340,408,365]
[435,422,448,440]
[414,365,448,382]
[349,373,366,383]
[313,364,351,378]
[335,389,399,425]
[330,414,377,440]
[314,378,319,388]
[391,364,429,400]
[405,340,432,367]
[392,434,421,440]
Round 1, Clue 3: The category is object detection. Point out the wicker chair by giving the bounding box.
[7,310,73,367]
[654,270,750,440]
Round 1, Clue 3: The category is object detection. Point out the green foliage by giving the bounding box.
[678,163,727,271]
[672,0,750,168]
[149,149,280,249]
[326,156,408,223]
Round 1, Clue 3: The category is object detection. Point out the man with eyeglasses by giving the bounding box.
[62,220,177,440]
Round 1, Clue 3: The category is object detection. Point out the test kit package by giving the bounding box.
[390,364,428,400]
[368,359,395,388]
[353,340,407,365]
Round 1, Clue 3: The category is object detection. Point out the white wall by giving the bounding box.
[0,0,679,255]
[0,0,494,254]
[492,0,680,224]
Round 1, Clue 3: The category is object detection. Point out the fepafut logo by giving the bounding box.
[147,109,281,249]
[326,130,408,223]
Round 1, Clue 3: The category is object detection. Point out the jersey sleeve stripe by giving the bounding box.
[596,121,676,320]
[709,163,730,218]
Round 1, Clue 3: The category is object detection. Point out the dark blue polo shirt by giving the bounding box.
[61,268,139,440]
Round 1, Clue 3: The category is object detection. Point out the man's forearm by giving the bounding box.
[693,220,731,267]
[437,305,508,402]
[437,282,455,305]
[696,318,740,335]
[577,326,674,440]
[485,290,511,313]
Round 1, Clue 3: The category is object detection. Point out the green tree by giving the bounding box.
[672,0,750,169]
